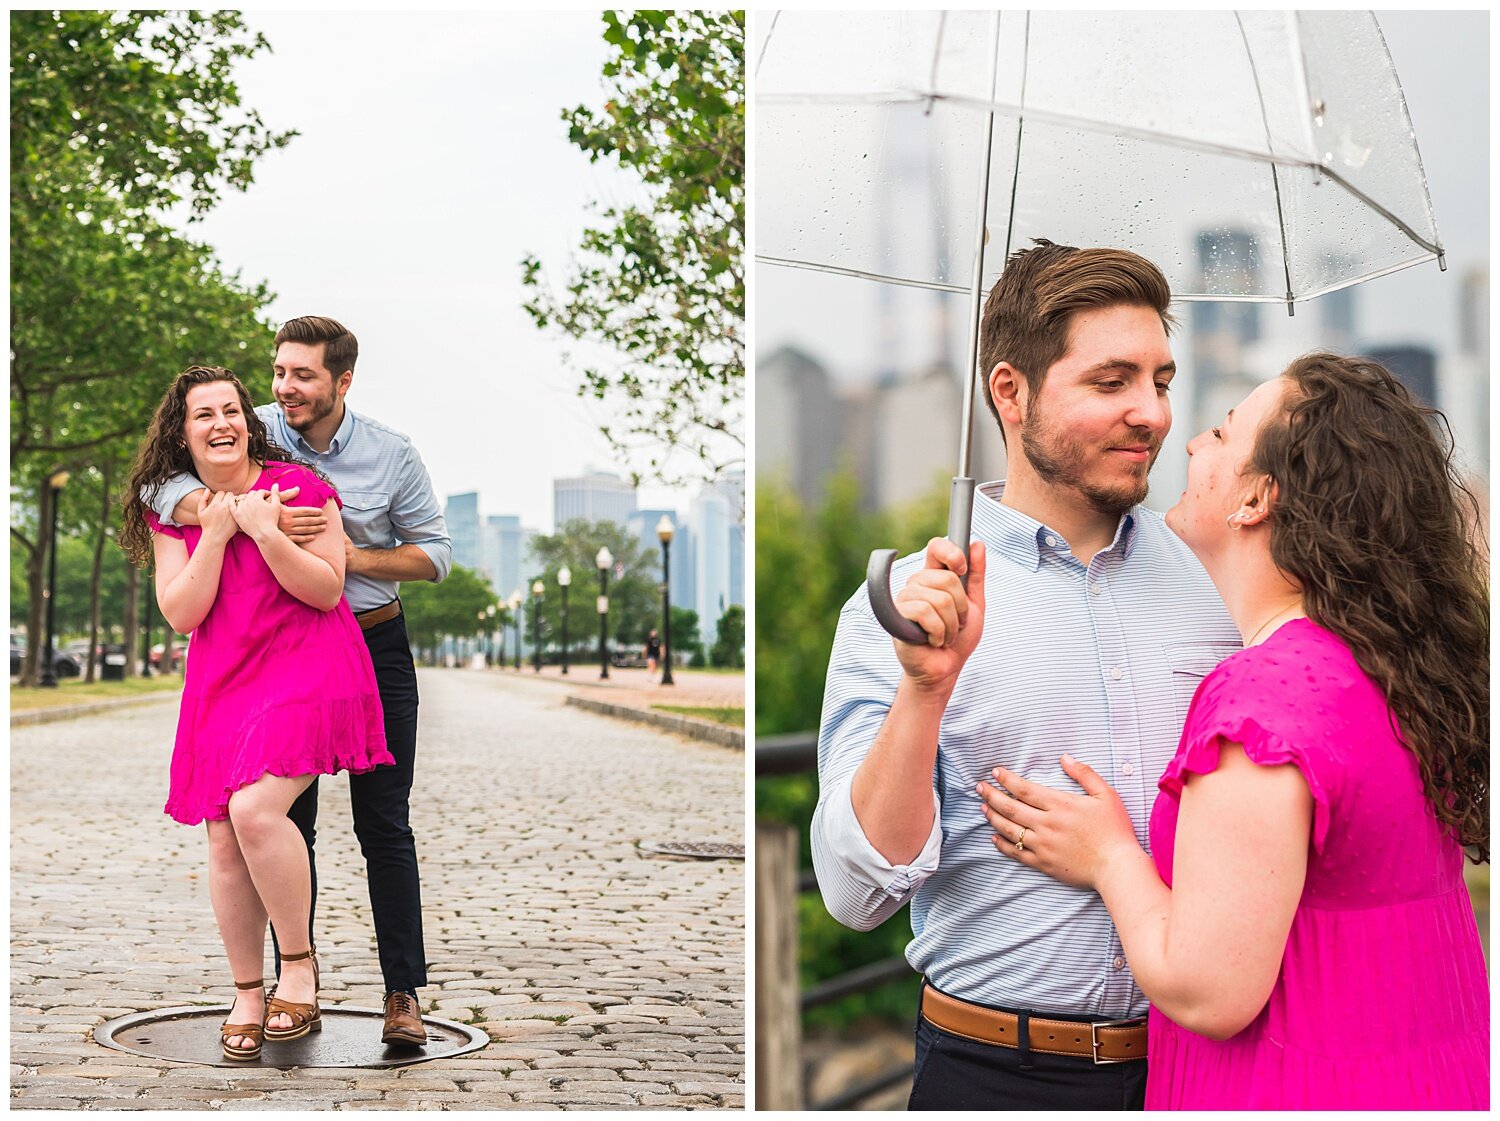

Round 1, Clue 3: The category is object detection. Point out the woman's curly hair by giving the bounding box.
[119,365,309,568]
[1249,352,1489,861]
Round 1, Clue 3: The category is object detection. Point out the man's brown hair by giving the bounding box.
[274,315,358,377]
[978,239,1175,423]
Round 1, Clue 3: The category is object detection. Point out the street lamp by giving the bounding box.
[486,604,497,667]
[510,589,523,671]
[557,566,571,676]
[40,467,70,688]
[596,546,613,680]
[531,579,545,673]
[656,515,675,686]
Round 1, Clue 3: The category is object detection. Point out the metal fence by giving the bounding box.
[755,733,916,1110]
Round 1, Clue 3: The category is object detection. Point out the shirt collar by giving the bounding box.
[973,480,1139,570]
[286,405,355,457]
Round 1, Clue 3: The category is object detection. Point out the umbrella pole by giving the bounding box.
[866,86,999,644]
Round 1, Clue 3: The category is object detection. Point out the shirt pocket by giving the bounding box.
[1163,643,1239,731]
[339,490,391,548]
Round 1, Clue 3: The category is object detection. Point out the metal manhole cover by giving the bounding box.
[95,1005,488,1069]
[638,840,745,860]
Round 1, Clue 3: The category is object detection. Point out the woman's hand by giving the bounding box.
[229,485,284,542]
[197,489,239,547]
[977,755,1141,890]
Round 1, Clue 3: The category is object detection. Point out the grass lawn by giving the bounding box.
[651,704,746,728]
[10,674,184,712]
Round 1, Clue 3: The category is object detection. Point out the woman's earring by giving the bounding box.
[1225,512,1241,530]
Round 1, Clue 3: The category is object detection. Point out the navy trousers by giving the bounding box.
[275,611,426,993]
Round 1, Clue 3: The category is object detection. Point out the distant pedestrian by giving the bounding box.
[644,629,662,675]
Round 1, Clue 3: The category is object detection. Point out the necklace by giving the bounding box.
[1246,603,1300,647]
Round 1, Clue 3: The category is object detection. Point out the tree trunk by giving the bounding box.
[85,468,111,682]
[22,480,51,687]
[122,561,140,677]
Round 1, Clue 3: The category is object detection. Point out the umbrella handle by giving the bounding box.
[867,477,976,645]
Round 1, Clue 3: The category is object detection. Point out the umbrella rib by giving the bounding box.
[1000,10,1030,265]
[1234,11,1296,314]
[1368,13,1446,266]
[753,10,779,76]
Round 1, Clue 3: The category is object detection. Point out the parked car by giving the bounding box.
[150,641,188,672]
[11,645,81,679]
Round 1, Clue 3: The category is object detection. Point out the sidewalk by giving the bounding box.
[472,664,745,747]
[11,669,745,1109]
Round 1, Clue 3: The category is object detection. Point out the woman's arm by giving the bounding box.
[152,491,238,634]
[233,489,346,610]
[980,748,1311,1039]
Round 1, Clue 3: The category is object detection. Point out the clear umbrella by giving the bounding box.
[755,9,1444,641]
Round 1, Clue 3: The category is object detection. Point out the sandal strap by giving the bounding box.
[280,948,316,962]
[234,978,265,990]
[267,996,318,1026]
[221,1022,264,1040]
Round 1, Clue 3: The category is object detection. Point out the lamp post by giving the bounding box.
[531,579,545,673]
[596,546,613,680]
[557,566,571,675]
[656,515,675,686]
[40,468,70,688]
[486,604,497,667]
[510,590,523,671]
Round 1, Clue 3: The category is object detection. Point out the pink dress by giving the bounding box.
[148,461,392,826]
[1146,618,1488,1109]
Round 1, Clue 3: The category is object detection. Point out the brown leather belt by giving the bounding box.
[920,983,1147,1064]
[354,598,402,631]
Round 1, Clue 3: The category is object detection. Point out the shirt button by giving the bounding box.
[1089,582,1102,595]
[1109,667,1123,681]
[1113,956,1125,970]
[1121,762,1135,776]
[1045,535,1058,547]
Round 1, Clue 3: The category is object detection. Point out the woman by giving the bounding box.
[977,353,1487,1109]
[120,365,392,1061]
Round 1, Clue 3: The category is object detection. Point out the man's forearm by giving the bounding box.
[350,542,438,582]
[172,491,209,527]
[849,677,951,866]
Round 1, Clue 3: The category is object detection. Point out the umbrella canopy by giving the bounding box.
[756,10,1443,307]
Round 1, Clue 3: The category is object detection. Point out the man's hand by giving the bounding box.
[229,484,284,542]
[197,490,239,548]
[344,533,361,574]
[270,486,327,544]
[892,537,986,695]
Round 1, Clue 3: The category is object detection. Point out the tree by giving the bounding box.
[10,11,288,684]
[521,10,744,487]
[670,605,704,667]
[527,518,660,654]
[400,565,500,659]
[710,603,744,668]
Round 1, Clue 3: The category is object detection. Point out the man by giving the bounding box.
[812,241,1241,1109]
[148,316,451,1047]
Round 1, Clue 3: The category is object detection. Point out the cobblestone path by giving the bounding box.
[11,669,745,1109]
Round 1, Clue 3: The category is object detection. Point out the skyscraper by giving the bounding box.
[553,471,637,531]
[444,491,481,571]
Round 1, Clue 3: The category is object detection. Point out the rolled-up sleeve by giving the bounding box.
[389,442,451,582]
[142,473,205,528]
[811,589,944,932]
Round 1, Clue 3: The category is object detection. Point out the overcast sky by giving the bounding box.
[175,11,699,533]
[757,11,1488,385]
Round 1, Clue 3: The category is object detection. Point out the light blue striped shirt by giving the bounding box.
[147,404,452,612]
[812,480,1240,1017]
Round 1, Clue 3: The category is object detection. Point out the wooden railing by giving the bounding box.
[755,733,916,1111]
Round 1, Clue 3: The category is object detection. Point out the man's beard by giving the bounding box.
[1020,395,1157,516]
[281,394,336,432]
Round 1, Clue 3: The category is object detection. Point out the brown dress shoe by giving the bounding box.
[382,991,427,1047]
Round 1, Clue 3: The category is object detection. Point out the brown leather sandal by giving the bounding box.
[221,978,265,1061]
[264,948,321,1041]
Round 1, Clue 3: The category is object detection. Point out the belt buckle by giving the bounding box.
[1089,1017,1142,1065]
